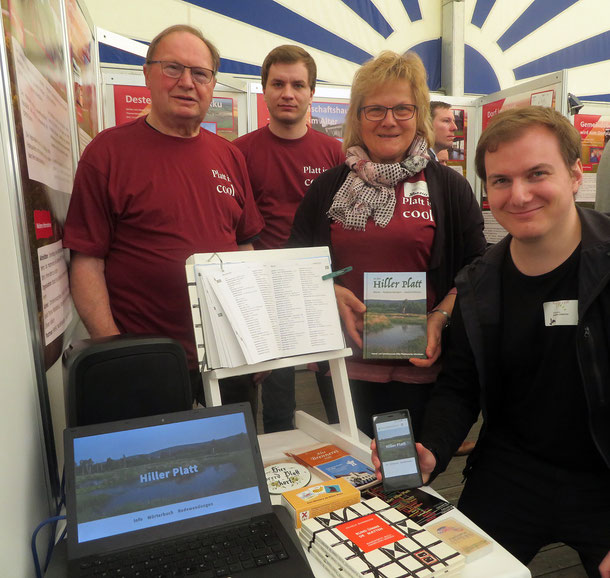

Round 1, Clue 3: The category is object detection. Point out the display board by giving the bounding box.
[573,102,610,207]
[248,83,478,188]
[254,90,348,142]
[0,0,99,498]
[248,81,350,138]
[66,0,99,155]
[101,69,246,140]
[475,71,568,243]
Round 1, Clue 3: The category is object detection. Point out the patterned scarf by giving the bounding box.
[328,136,429,230]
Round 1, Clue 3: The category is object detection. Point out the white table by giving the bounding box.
[258,425,531,578]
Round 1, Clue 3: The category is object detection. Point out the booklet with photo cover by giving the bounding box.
[285,443,378,490]
[363,272,427,359]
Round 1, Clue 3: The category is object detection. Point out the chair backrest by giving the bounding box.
[62,335,192,427]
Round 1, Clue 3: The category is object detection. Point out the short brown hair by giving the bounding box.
[261,45,316,91]
[343,51,434,152]
[475,106,581,182]
[146,25,220,73]
[430,101,451,118]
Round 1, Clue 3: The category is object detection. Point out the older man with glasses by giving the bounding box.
[63,25,263,406]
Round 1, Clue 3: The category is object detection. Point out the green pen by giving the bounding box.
[321,266,353,281]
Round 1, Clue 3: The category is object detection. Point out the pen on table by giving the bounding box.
[322,266,353,281]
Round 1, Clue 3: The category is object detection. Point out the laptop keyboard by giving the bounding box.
[76,519,289,577]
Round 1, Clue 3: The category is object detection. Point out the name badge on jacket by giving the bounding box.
[543,300,578,326]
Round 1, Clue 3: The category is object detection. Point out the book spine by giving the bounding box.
[312,465,334,480]
[305,542,347,578]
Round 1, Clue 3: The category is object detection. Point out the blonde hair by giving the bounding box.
[343,51,433,152]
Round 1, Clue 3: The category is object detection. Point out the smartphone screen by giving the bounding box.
[373,410,423,491]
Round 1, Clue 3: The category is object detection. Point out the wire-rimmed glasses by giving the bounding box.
[359,104,417,121]
[147,60,215,85]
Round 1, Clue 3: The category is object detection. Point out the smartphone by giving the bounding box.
[372,409,423,491]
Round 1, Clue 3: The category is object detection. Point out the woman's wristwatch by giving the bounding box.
[428,308,451,329]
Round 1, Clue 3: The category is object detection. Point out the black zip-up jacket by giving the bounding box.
[420,207,610,478]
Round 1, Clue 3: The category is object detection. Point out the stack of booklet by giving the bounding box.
[193,250,345,368]
[299,497,465,578]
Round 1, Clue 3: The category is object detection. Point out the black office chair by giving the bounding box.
[62,335,192,427]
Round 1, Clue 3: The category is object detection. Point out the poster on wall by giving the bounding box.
[310,101,347,140]
[256,93,346,141]
[66,0,98,155]
[256,92,272,128]
[113,85,239,140]
[1,0,73,368]
[574,114,610,205]
[481,90,557,131]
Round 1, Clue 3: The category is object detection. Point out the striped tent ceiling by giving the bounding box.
[84,0,610,100]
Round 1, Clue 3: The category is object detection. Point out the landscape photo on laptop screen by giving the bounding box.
[72,413,261,543]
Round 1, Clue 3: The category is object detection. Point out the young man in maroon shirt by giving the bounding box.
[234,46,344,432]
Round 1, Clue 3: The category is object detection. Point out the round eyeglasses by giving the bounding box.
[147,60,215,85]
[359,104,417,122]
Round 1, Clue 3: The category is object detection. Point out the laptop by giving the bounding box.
[64,403,315,577]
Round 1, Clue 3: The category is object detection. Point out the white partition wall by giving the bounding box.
[0,1,101,572]
[0,63,54,578]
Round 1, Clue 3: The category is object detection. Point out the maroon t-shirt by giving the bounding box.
[330,172,439,383]
[63,117,264,367]
[331,173,436,306]
[234,126,344,249]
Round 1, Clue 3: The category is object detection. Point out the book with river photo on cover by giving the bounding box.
[363,272,427,360]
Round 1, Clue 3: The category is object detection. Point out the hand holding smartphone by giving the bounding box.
[372,409,423,491]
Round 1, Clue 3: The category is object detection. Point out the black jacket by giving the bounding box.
[420,207,610,477]
[288,161,486,307]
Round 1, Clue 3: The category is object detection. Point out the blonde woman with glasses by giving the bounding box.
[289,51,485,439]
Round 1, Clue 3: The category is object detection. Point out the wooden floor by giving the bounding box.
[255,370,588,578]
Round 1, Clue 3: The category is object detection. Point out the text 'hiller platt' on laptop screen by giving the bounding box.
[72,413,262,543]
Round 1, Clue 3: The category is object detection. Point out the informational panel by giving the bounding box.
[573,102,610,207]
[66,0,99,156]
[1,0,74,368]
[250,86,477,186]
[248,81,350,138]
[255,93,348,142]
[0,0,97,499]
[480,88,558,131]
[107,79,241,141]
[475,71,568,243]
[310,100,348,141]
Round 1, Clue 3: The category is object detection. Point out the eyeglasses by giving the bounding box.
[147,60,215,85]
[359,104,417,122]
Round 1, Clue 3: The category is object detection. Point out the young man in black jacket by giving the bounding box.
[372,106,610,577]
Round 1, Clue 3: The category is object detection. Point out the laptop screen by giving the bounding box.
[66,407,266,553]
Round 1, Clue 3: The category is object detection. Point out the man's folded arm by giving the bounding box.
[70,251,120,338]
